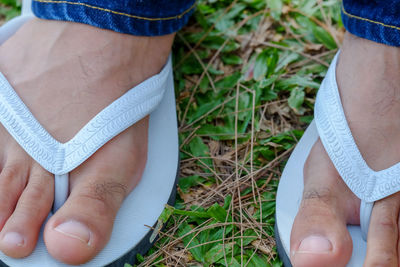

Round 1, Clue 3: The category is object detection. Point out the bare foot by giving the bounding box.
[290,32,400,267]
[0,18,174,265]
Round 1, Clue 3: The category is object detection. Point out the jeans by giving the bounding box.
[33,0,399,47]
[342,0,400,46]
[32,0,196,36]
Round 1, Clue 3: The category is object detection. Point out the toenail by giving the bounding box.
[296,235,332,254]
[54,220,91,245]
[2,232,25,247]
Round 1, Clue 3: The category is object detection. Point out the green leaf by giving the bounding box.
[312,25,337,49]
[181,55,203,75]
[159,205,174,223]
[216,256,241,267]
[238,92,251,121]
[262,89,278,101]
[215,72,241,89]
[225,3,246,20]
[288,87,305,114]
[243,229,258,246]
[170,206,210,218]
[197,4,215,15]
[135,253,144,263]
[300,115,314,123]
[0,0,20,8]
[253,49,278,81]
[247,253,271,267]
[255,147,275,161]
[253,50,270,81]
[208,67,225,75]
[200,35,226,49]
[260,130,304,149]
[222,41,241,53]
[272,256,284,267]
[253,201,275,221]
[258,75,279,89]
[215,17,235,33]
[276,52,300,71]
[207,203,228,222]
[204,242,234,265]
[178,222,204,262]
[277,75,320,90]
[223,195,232,210]
[262,191,276,201]
[178,175,206,193]
[150,205,175,243]
[242,0,267,9]
[187,136,213,168]
[214,4,246,32]
[197,124,235,141]
[267,0,282,20]
[189,99,222,123]
[199,76,210,93]
[189,136,209,158]
[222,54,243,65]
[297,0,318,15]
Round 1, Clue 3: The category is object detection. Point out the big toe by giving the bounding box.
[290,140,358,267]
[43,172,133,265]
[44,188,114,265]
[291,196,352,267]
[43,124,147,265]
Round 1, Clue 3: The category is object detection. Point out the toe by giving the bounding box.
[44,124,147,265]
[291,196,353,267]
[0,163,53,258]
[43,173,128,265]
[364,193,400,267]
[290,140,357,267]
[0,155,30,229]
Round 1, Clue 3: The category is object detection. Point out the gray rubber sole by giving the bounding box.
[274,221,292,267]
[107,169,179,267]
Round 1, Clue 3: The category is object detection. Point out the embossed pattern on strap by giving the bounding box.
[0,57,171,175]
[315,53,400,202]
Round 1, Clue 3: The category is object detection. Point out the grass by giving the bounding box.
[0,0,343,266]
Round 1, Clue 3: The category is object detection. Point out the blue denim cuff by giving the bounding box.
[32,0,196,36]
[342,1,400,47]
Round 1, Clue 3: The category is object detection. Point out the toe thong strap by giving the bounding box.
[360,200,374,241]
[53,174,69,213]
[0,56,172,212]
[0,56,171,175]
[315,51,400,242]
[315,52,400,241]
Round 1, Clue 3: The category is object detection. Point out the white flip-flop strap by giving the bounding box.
[0,57,171,210]
[360,200,373,241]
[0,62,170,175]
[315,53,400,201]
[54,174,69,212]
[314,52,400,240]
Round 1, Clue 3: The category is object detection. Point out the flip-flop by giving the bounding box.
[0,1,179,266]
[275,52,399,266]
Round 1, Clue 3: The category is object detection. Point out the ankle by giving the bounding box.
[337,32,400,111]
[0,18,175,88]
[0,18,175,142]
[338,32,400,90]
[335,32,400,171]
